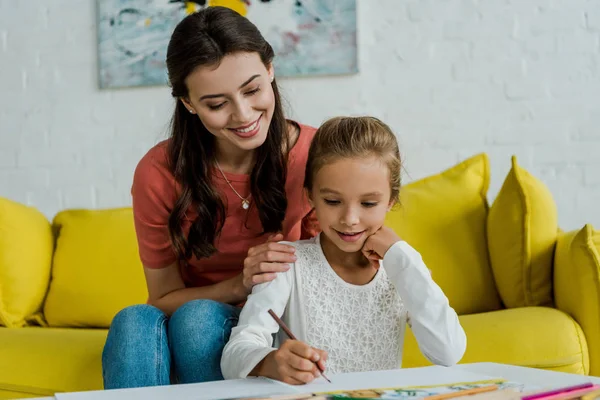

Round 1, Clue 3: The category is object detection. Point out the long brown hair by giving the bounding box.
[304,116,401,203]
[166,7,289,263]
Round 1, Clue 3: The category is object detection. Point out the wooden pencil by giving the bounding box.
[267,309,332,383]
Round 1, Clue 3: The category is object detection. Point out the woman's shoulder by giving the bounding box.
[136,139,170,171]
[296,122,318,144]
[287,120,317,163]
[132,139,176,196]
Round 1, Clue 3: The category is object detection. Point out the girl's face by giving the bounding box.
[181,52,275,156]
[309,156,394,254]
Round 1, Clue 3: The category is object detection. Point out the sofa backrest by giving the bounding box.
[1,153,504,329]
[43,208,148,328]
[386,153,502,315]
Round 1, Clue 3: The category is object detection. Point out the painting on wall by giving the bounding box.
[96,0,358,89]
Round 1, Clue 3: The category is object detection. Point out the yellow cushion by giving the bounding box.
[43,208,148,327]
[403,307,589,375]
[0,197,52,327]
[0,327,106,396]
[386,154,501,315]
[554,225,600,376]
[0,390,43,399]
[487,156,557,308]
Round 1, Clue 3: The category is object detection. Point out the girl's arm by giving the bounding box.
[221,261,294,380]
[381,241,467,367]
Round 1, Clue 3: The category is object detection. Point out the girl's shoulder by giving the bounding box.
[278,237,323,266]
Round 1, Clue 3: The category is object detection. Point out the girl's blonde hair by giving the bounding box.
[304,116,401,204]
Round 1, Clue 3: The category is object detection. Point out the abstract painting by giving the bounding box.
[96,0,358,89]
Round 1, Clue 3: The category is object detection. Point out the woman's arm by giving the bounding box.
[144,234,298,315]
[143,263,246,316]
[382,241,467,366]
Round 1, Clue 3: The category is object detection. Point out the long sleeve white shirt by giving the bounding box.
[221,234,466,380]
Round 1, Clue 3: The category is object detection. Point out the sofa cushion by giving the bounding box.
[402,307,589,375]
[0,327,106,396]
[43,208,148,328]
[554,224,600,376]
[487,156,557,308]
[0,197,52,328]
[386,153,501,315]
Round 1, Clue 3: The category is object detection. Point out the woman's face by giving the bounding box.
[181,52,275,156]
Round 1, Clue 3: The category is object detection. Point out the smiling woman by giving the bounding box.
[101,6,320,390]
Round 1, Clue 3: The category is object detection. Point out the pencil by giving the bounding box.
[267,309,332,383]
[522,383,595,400]
[423,384,499,400]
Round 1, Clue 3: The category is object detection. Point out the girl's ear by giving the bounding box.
[387,199,396,212]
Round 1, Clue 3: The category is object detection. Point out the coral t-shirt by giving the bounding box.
[131,123,319,288]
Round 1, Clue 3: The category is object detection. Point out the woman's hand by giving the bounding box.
[362,226,401,269]
[239,233,297,295]
[257,340,328,385]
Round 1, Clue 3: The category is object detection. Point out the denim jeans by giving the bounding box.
[102,299,241,389]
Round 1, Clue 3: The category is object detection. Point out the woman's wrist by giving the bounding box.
[229,274,250,303]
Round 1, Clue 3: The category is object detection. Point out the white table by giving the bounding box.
[32,363,600,400]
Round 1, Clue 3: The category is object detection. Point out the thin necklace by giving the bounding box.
[214,160,251,210]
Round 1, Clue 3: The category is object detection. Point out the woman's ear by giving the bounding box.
[267,63,275,82]
[180,97,196,114]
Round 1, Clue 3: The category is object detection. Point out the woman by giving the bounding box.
[102,6,319,389]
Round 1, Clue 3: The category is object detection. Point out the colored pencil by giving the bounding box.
[268,309,332,383]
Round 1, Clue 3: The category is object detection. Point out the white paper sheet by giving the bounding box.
[54,366,500,400]
[55,377,299,400]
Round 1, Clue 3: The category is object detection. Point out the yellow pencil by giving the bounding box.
[424,384,500,400]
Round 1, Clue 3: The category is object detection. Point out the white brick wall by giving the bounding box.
[0,0,598,230]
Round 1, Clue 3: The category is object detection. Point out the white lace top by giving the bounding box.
[221,234,466,379]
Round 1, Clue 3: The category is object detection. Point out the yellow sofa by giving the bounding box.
[0,153,598,399]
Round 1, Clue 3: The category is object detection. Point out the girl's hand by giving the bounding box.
[239,233,297,295]
[362,226,401,269]
[262,340,328,385]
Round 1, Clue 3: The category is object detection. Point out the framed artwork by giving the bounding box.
[96,0,358,89]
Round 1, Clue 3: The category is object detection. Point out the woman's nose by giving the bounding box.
[233,100,252,122]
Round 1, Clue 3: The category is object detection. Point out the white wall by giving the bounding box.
[1,0,599,230]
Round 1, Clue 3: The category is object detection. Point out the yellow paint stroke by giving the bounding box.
[144,18,152,26]
[208,0,248,16]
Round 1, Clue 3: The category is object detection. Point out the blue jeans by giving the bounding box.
[102,299,241,389]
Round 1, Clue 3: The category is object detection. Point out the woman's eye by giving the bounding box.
[208,103,225,110]
[324,199,340,205]
[245,87,260,96]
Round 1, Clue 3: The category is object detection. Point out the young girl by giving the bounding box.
[221,116,466,384]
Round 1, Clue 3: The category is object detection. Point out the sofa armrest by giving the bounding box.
[554,225,600,376]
